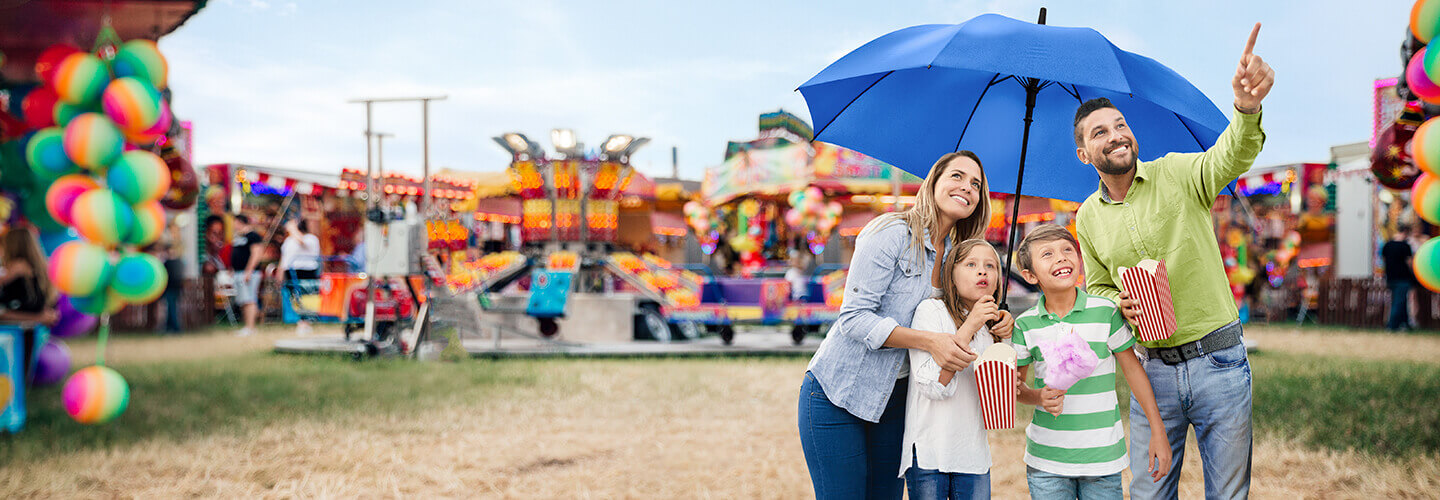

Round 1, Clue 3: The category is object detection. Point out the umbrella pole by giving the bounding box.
[1001,80,1041,307]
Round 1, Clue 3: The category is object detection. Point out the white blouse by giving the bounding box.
[899,298,996,477]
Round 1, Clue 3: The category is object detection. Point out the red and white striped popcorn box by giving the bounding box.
[1118,259,1178,342]
[973,343,1018,430]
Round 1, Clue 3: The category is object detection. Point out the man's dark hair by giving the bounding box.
[1073,97,1118,146]
[235,214,251,224]
[205,214,224,229]
[297,220,309,234]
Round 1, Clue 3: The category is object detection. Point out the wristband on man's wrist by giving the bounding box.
[1234,103,1261,114]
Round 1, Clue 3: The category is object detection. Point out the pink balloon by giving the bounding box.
[1412,48,1440,104]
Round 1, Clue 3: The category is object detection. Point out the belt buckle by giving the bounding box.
[1158,348,1183,365]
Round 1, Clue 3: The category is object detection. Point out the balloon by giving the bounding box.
[62,113,124,171]
[110,40,168,90]
[1411,49,1440,105]
[788,190,804,208]
[69,289,127,316]
[1417,118,1440,176]
[52,53,109,106]
[107,150,170,203]
[122,99,170,146]
[49,240,114,297]
[20,87,59,129]
[101,77,163,134]
[45,174,99,226]
[39,229,80,255]
[25,127,79,179]
[109,252,166,303]
[1417,238,1440,293]
[126,201,165,247]
[785,209,803,228]
[53,100,93,128]
[1415,0,1440,44]
[71,188,136,246]
[158,146,198,210]
[62,365,130,424]
[33,341,70,386]
[51,296,99,338]
[35,44,81,85]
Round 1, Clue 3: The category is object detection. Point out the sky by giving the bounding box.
[160,0,1413,182]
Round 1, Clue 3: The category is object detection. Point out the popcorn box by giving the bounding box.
[1118,259,1178,342]
[973,343,1017,430]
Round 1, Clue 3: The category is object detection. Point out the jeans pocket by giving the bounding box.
[1206,342,1248,369]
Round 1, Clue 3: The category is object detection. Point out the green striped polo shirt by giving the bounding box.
[1013,288,1136,476]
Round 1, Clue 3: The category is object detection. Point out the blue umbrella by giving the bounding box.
[799,10,1232,299]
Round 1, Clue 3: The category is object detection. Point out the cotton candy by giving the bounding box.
[1036,330,1100,391]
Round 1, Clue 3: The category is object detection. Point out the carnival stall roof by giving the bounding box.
[701,141,921,206]
[435,169,515,198]
[0,0,205,83]
[213,164,340,196]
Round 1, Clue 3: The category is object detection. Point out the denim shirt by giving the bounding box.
[808,218,942,422]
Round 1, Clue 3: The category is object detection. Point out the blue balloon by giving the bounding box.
[39,229,80,255]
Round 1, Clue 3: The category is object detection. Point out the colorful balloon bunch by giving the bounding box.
[23,40,170,425]
[786,187,842,255]
[683,200,721,254]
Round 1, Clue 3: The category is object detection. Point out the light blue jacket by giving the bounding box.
[808,218,942,422]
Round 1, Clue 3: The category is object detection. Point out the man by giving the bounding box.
[231,215,265,337]
[1382,223,1416,332]
[1073,24,1273,499]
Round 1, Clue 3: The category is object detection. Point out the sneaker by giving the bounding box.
[237,327,256,337]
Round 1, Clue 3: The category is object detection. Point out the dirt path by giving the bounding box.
[4,357,1435,498]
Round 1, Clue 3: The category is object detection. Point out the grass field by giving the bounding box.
[1,325,1437,498]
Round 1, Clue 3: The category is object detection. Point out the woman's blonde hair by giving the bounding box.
[937,238,1003,337]
[3,228,54,303]
[857,151,992,267]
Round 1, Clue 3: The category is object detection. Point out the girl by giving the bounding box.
[0,227,57,325]
[901,239,1004,499]
[799,151,1013,499]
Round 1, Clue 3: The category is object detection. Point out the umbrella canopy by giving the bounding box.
[799,13,1230,203]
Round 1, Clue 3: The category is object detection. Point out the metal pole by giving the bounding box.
[363,102,376,342]
[422,99,432,219]
[1001,79,1040,307]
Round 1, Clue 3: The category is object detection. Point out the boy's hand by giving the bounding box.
[1117,290,1142,326]
[1147,429,1172,482]
[1039,387,1066,416]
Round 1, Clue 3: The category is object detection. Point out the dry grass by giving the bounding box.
[2,325,1436,498]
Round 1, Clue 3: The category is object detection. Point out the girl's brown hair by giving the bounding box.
[937,238,1003,339]
[857,151,992,267]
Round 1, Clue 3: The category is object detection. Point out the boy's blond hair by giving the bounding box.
[1016,224,1080,273]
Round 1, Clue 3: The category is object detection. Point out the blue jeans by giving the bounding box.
[905,453,989,499]
[798,371,906,500]
[1387,281,1412,331]
[1025,466,1121,499]
[1129,340,1252,499]
[163,289,182,333]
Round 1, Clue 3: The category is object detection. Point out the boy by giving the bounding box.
[1011,224,1171,499]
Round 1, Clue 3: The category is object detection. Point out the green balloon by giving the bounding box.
[0,140,31,192]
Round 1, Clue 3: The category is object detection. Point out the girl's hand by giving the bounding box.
[964,296,1000,332]
[991,309,1015,339]
[1147,430,1172,482]
[1040,387,1066,416]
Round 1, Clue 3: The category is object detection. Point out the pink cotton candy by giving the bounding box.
[1036,330,1100,391]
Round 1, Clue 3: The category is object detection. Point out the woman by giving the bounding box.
[798,151,1013,499]
[279,219,322,335]
[0,227,57,325]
